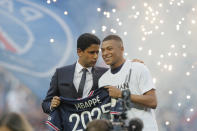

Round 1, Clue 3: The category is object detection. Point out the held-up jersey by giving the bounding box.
[99,60,158,131]
[46,87,111,131]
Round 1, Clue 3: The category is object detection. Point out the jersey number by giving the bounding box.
[69,103,111,131]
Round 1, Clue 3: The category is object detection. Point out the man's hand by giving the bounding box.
[50,96,60,109]
[104,86,122,98]
[132,59,144,64]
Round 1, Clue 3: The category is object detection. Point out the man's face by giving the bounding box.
[78,44,100,68]
[101,40,123,66]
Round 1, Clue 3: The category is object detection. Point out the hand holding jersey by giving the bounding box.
[104,86,122,98]
[46,87,111,131]
[51,96,61,109]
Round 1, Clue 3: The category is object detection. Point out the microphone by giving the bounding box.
[128,118,144,131]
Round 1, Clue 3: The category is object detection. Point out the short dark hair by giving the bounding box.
[0,112,33,131]
[77,33,100,51]
[86,119,113,131]
[102,34,123,43]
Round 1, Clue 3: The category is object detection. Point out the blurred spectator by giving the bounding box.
[0,67,48,130]
[86,119,113,131]
[0,112,33,131]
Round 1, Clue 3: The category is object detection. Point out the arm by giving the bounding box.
[105,64,157,109]
[42,70,60,114]
[130,89,157,109]
[104,87,157,109]
[134,64,157,109]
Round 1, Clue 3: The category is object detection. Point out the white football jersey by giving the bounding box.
[99,60,158,131]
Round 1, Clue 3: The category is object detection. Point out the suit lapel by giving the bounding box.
[70,63,78,96]
[91,67,98,91]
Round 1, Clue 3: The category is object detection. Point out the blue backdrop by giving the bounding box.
[0,0,107,99]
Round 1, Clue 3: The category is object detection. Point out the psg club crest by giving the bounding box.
[0,0,74,77]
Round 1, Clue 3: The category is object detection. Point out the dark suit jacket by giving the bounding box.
[42,63,108,114]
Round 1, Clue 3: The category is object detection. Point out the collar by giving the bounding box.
[76,60,92,73]
[110,62,125,74]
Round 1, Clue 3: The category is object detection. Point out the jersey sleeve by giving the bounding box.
[46,109,62,131]
[138,64,156,94]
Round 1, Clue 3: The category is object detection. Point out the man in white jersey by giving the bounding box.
[99,35,158,131]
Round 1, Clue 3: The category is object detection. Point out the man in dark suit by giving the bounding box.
[42,33,108,114]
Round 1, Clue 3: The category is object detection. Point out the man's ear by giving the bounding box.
[77,48,82,56]
[121,46,124,52]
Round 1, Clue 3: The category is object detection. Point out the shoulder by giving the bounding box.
[99,68,110,81]
[94,66,108,74]
[131,62,149,73]
[57,63,76,71]
[98,69,111,87]
[54,63,76,76]
[131,62,153,80]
